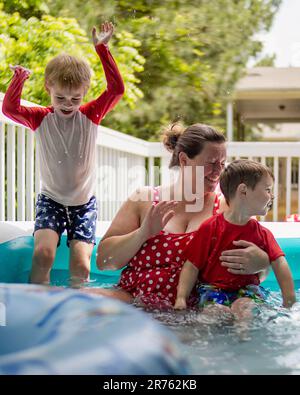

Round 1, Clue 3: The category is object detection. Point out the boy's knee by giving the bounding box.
[231,298,254,314]
[33,246,56,268]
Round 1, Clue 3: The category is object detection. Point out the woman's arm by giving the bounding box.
[219,240,270,278]
[97,188,177,270]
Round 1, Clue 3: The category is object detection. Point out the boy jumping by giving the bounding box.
[3,22,124,285]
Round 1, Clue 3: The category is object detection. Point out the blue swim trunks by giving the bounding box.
[197,284,269,307]
[34,194,97,247]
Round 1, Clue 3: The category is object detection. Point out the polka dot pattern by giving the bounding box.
[119,227,193,305]
[118,188,222,306]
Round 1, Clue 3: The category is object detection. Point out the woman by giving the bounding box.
[93,123,270,305]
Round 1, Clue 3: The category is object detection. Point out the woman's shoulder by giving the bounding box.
[128,186,159,205]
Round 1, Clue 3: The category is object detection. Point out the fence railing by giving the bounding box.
[1,95,299,222]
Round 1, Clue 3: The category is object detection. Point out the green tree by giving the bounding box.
[0,2,144,112]
[1,1,281,139]
[44,0,281,139]
[2,0,49,19]
[254,54,276,67]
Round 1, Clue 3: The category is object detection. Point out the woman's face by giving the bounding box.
[182,142,227,194]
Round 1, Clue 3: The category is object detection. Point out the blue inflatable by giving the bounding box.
[0,222,189,375]
[1,221,300,290]
[0,222,121,285]
[1,220,300,375]
[0,283,189,375]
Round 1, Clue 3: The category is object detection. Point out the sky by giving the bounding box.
[259,0,300,67]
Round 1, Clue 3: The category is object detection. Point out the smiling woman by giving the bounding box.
[85,123,272,306]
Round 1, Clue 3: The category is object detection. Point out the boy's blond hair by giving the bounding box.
[220,159,274,205]
[45,53,91,89]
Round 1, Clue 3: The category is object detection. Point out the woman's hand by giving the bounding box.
[219,240,270,275]
[139,200,178,241]
[92,21,114,46]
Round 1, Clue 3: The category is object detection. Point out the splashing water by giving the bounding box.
[30,269,300,374]
[146,291,300,375]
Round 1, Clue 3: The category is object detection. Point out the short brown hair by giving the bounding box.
[45,53,91,89]
[220,159,274,205]
[162,123,226,168]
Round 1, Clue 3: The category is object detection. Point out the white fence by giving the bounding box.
[1,95,299,222]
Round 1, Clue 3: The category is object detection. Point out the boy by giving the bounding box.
[174,160,295,320]
[2,22,125,285]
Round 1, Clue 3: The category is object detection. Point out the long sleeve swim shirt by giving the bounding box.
[2,44,125,206]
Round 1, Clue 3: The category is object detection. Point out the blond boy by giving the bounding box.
[3,22,124,284]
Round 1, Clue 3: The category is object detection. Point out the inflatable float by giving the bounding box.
[1,221,300,289]
[0,222,189,375]
[1,220,300,375]
[0,283,188,374]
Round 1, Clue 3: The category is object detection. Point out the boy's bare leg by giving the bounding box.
[69,240,94,286]
[231,297,256,322]
[201,304,234,324]
[231,297,256,340]
[31,229,59,284]
[69,240,133,302]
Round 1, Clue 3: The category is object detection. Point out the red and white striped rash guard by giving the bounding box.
[2,44,125,206]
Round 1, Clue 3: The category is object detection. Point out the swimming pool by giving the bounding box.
[1,221,300,374]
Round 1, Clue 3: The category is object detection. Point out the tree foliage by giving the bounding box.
[0,1,144,111]
[1,0,281,140]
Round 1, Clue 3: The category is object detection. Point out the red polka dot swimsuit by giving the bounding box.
[118,188,221,306]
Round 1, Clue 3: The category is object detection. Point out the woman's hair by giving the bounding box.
[45,53,91,89]
[220,159,274,205]
[162,123,226,168]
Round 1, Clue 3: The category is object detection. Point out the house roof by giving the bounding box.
[234,67,300,100]
[233,67,300,122]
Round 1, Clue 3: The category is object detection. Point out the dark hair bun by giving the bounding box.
[162,123,184,152]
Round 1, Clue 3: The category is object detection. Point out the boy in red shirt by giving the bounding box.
[174,160,295,319]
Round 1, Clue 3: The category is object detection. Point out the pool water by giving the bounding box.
[2,235,299,291]
[23,265,300,374]
[1,235,300,374]
[144,290,300,374]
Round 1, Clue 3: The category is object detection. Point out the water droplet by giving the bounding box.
[58,161,62,164]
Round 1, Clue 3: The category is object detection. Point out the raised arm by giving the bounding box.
[2,66,49,130]
[97,188,177,270]
[174,260,199,310]
[271,256,296,308]
[80,22,125,123]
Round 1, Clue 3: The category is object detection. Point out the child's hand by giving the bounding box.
[174,297,187,310]
[92,22,114,46]
[9,65,31,77]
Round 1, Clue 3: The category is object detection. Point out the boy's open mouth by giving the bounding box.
[61,109,73,115]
